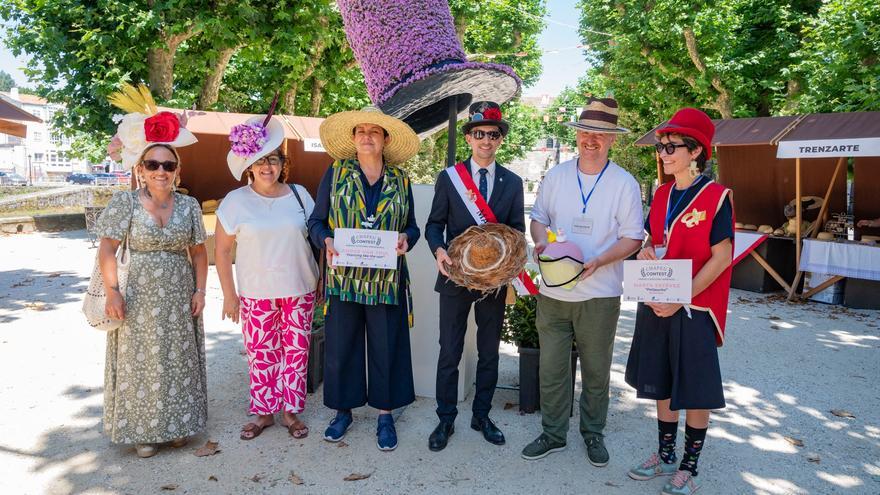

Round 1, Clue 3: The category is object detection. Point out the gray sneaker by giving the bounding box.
[521,433,567,460]
[585,436,609,467]
[628,452,678,480]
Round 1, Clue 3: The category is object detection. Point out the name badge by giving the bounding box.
[571,216,594,236]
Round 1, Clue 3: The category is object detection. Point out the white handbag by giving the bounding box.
[82,195,133,331]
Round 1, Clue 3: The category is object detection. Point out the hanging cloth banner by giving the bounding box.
[446,162,538,295]
[776,137,880,158]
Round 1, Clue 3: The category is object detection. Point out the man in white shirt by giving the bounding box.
[521,97,644,467]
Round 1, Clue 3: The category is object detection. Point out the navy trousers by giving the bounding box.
[435,289,506,422]
[322,291,415,411]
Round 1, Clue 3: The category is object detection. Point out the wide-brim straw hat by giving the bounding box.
[319,106,420,165]
[446,223,528,293]
[562,96,630,134]
[226,116,285,181]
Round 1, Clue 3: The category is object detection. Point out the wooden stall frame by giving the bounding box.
[786,156,845,300]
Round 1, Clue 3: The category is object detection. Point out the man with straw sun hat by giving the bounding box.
[523,96,644,466]
[307,106,421,452]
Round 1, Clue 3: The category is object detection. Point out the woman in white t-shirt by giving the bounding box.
[215,115,319,441]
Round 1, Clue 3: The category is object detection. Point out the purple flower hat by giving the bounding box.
[226,116,285,181]
[338,0,522,137]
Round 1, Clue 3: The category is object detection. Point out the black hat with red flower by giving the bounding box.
[461,101,510,136]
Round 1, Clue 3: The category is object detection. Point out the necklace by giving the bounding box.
[143,189,170,209]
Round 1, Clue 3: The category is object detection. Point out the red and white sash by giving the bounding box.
[446,162,538,295]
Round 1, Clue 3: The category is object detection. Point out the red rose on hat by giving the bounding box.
[144,111,181,142]
[483,108,502,121]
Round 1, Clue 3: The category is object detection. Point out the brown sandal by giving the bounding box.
[168,437,188,448]
[287,420,309,439]
[240,422,273,440]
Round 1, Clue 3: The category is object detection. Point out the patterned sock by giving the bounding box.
[679,424,708,476]
[657,419,678,464]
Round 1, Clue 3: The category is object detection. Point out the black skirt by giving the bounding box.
[625,303,725,411]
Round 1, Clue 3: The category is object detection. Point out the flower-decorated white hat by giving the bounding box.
[226,116,285,181]
[107,83,197,170]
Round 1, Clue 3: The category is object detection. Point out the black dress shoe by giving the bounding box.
[471,416,505,445]
[429,421,455,451]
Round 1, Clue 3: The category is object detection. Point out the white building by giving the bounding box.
[0,88,94,182]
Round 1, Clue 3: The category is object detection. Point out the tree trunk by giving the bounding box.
[146,28,200,101]
[683,27,733,119]
[283,84,299,114]
[198,46,238,109]
[147,47,175,101]
[310,79,327,116]
[284,38,329,116]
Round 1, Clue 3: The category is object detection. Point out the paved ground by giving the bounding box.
[1,229,878,494]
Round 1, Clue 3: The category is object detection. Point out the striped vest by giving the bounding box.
[326,159,411,308]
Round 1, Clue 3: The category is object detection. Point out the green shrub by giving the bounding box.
[501,271,540,348]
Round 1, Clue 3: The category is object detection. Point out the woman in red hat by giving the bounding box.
[624,108,734,495]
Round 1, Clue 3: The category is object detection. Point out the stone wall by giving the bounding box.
[0,186,124,213]
[0,213,88,233]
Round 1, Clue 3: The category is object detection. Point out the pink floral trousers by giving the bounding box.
[239,292,315,415]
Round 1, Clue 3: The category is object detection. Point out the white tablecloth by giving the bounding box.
[800,239,880,281]
[733,231,768,265]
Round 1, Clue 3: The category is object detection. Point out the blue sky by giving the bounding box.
[523,0,588,97]
[1,0,586,97]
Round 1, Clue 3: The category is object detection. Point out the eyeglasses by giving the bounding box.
[469,130,502,141]
[142,160,178,172]
[254,155,284,167]
[654,143,689,155]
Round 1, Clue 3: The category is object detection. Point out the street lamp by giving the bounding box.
[27,154,33,186]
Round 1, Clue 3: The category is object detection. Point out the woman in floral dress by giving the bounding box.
[98,89,208,458]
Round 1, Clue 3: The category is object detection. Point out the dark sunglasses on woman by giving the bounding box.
[654,142,689,155]
[142,160,179,172]
[469,130,502,141]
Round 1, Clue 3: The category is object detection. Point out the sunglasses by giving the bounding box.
[469,130,502,141]
[142,160,178,172]
[654,143,689,155]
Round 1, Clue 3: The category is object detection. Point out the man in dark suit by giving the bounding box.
[424,101,525,451]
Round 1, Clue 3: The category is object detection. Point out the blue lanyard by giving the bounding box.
[664,176,704,237]
[576,159,609,214]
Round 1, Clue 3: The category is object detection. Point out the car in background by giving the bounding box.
[66,173,96,185]
[93,172,121,185]
[0,171,28,186]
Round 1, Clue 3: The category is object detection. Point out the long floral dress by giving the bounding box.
[96,190,208,444]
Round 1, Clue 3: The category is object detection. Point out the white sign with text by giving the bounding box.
[333,228,398,270]
[777,137,880,158]
[623,259,692,304]
[303,138,326,152]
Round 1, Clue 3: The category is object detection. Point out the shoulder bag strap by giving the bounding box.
[288,184,308,222]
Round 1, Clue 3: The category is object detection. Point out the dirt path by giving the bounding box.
[1,230,878,494]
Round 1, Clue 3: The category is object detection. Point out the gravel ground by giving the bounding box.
[1,229,878,495]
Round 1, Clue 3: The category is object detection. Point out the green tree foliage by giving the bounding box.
[567,0,879,191]
[577,0,822,123]
[793,0,880,112]
[407,101,546,183]
[0,70,15,92]
[450,0,546,87]
[1,0,547,167]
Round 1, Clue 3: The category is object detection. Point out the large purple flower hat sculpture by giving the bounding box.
[338,0,521,137]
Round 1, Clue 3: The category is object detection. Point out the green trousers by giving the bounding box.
[535,293,621,444]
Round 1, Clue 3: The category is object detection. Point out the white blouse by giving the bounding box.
[216,185,319,299]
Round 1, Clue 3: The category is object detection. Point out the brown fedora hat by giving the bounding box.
[562,96,630,134]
